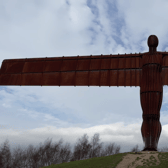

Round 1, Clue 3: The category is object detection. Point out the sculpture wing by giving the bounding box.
[0,54,142,87]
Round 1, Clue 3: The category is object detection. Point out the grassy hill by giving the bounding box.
[40,151,168,168]
[39,152,135,168]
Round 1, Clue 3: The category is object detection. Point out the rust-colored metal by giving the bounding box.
[0,35,168,151]
[140,35,162,151]
[0,53,142,86]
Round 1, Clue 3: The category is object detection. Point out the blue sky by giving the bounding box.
[0,0,168,157]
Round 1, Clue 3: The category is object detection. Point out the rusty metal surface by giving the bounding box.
[0,54,143,86]
[0,34,168,151]
[140,53,163,151]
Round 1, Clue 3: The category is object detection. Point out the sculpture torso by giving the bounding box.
[140,52,163,150]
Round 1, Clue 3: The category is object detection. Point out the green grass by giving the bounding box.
[39,152,132,168]
[39,152,168,168]
[135,152,168,168]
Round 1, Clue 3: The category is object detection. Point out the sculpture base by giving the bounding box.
[142,147,157,151]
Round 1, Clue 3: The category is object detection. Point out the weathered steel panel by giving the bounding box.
[125,57,131,69]
[90,58,101,70]
[162,67,168,86]
[165,68,168,85]
[100,58,111,70]
[23,61,44,73]
[99,71,109,86]
[111,57,119,69]
[61,72,75,86]
[44,60,63,72]
[89,71,100,86]
[125,69,131,86]
[60,59,77,72]
[43,72,60,86]
[1,61,25,74]
[75,71,88,86]
[22,73,43,85]
[131,69,136,86]
[162,54,168,67]
[110,70,117,86]
[118,70,125,86]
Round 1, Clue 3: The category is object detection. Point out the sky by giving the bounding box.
[1,0,168,159]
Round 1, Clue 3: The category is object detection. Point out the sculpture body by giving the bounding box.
[140,53,163,151]
[140,35,163,151]
[0,35,168,151]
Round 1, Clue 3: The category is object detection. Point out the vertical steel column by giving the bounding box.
[140,35,163,151]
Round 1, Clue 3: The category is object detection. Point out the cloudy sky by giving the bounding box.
[1,0,168,157]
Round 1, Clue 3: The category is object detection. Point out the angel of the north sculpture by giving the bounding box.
[0,35,168,151]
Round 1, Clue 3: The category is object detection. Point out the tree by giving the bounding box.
[89,133,104,158]
[71,133,92,161]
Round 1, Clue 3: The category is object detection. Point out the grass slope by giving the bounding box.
[39,152,168,168]
[39,152,131,168]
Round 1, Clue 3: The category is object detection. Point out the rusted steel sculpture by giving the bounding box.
[0,35,168,151]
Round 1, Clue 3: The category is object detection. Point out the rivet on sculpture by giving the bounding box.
[1,35,168,151]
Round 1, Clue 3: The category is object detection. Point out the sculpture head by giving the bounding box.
[147,35,159,53]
